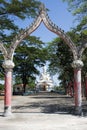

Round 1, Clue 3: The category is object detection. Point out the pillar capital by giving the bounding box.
[72,60,83,69]
[2,60,15,69]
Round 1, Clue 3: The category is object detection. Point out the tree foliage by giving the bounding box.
[62,0,87,18]
[47,37,73,87]
[62,0,87,88]
[13,36,48,92]
[47,30,87,87]
[0,0,41,42]
[0,0,49,88]
[62,0,87,31]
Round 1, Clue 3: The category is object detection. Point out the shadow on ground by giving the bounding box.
[12,94,75,115]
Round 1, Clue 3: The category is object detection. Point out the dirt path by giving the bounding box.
[0,92,87,130]
[12,92,75,114]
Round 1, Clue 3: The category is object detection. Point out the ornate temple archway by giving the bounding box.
[8,4,77,60]
[0,3,85,116]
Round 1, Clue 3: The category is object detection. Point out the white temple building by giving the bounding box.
[36,66,54,92]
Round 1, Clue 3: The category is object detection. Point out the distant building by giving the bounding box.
[36,66,54,92]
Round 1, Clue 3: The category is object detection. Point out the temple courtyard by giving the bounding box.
[0,92,87,130]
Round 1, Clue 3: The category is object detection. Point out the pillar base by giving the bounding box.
[74,106,83,116]
[3,106,13,117]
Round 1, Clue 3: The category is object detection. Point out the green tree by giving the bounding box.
[47,28,87,95]
[47,37,73,90]
[0,0,41,42]
[0,0,44,84]
[47,30,87,90]
[13,36,48,92]
[62,0,87,31]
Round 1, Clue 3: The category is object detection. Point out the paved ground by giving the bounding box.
[0,92,87,130]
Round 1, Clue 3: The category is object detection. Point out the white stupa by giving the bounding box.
[36,66,54,91]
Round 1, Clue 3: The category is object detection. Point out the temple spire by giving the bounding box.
[36,66,54,91]
[43,65,46,74]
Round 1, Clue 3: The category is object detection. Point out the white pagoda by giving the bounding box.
[36,66,54,91]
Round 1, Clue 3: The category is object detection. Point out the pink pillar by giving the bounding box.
[74,68,82,115]
[4,69,12,116]
[72,60,83,115]
[2,60,15,117]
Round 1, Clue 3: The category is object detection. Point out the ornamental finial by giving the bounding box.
[71,60,83,68]
[39,3,46,13]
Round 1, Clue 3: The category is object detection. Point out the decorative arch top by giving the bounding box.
[9,3,78,60]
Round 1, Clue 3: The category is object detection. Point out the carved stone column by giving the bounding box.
[72,60,83,115]
[2,60,15,117]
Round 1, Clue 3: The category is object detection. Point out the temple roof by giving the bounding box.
[37,66,53,86]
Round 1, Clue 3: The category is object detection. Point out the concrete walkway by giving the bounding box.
[0,92,87,130]
[0,113,87,130]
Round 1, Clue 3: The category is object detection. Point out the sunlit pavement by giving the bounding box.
[0,92,87,130]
